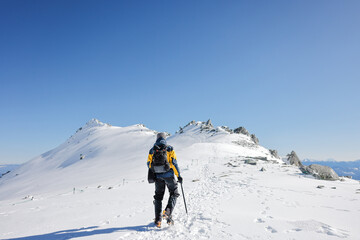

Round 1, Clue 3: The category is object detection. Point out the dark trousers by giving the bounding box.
[153,176,180,221]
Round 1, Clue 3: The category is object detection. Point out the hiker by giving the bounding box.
[147,132,182,227]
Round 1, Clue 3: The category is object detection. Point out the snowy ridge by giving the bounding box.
[0,119,359,240]
[171,120,280,164]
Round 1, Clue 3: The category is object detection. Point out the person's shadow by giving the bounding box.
[2,223,159,240]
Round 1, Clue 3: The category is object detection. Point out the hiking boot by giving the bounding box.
[154,220,161,228]
[163,208,174,225]
[166,216,174,225]
[162,208,171,219]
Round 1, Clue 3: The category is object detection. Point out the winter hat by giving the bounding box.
[156,132,166,140]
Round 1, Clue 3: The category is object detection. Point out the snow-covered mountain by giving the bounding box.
[0,119,278,201]
[0,119,157,200]
[1,119,359,240]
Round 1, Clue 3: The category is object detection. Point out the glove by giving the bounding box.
[178,176,183,184]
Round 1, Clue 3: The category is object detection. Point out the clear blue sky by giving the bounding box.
[1,0,359,164]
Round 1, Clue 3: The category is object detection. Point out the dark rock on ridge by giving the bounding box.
[287,151,303,167]
[233,127,250,136]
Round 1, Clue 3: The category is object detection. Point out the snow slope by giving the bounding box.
[0,119,359,240]
[0,165,19,177]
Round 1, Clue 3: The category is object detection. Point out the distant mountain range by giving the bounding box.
[303,159,360,180]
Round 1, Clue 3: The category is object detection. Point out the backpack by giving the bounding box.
[151,144,170,173]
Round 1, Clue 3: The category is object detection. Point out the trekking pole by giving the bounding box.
[179,182,188,214]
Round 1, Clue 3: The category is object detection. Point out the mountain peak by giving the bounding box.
[75,119,110,134]
[85,118,108,127]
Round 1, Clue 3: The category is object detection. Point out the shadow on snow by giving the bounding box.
[2,223,158,240]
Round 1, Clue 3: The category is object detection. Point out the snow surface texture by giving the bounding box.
[0,119,359,240]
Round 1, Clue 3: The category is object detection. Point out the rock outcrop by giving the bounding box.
[287,151,303,167]
[205,119,213,128]
[300,164,340,181]
[201,119,214,131]
[251,134,259,144]
[287,151,339,181]
[233,127,250,136]
[269,149,279,159]
[218,126,233,133]
[244,159,257,165]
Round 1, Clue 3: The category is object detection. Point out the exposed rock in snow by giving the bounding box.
[187,120,196,126]
[233,126,250,136]
[178,120,198,134]
[205,119,213,128]
[0,165,19,178]
[201,119,214,131]
[251,134,259,144]
[245,159,257,165]
[0,171,10,178]
[287,151,303,167]
[218,126,233,134]
[300,164,340,181]
[269,149,279,159]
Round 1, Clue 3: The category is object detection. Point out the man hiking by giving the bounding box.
[147,132,182,228]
